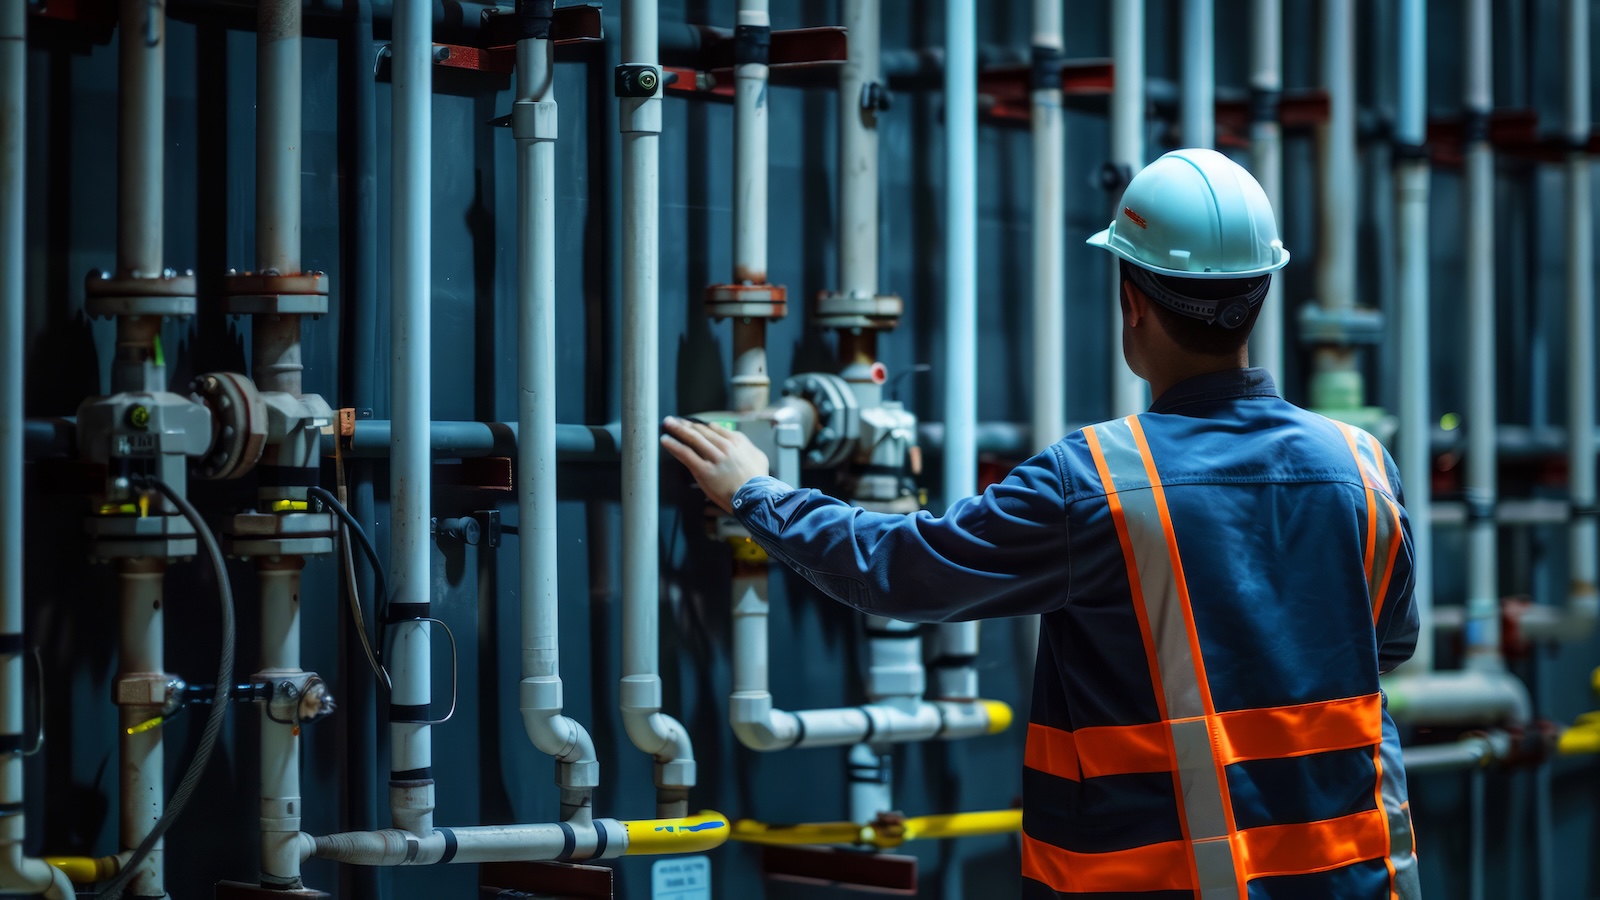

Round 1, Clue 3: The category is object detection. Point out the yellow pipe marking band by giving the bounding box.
[46,856,119,883]
[982,700,1014,735]
[731,809,1023,849]
[622,810,730,856]
[730,819,862,847]
[271,500,310,513]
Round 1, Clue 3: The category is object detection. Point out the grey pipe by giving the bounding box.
[514,24,599,823]
[1180,0,1213,149]
[1395,0,1435,670]
[252,0,305,396]
[1563,0,1599,639]
[388,0,434,838]
[1401,732,1506,774]
[1109,0,1145,416]
[1246,0,1283,380]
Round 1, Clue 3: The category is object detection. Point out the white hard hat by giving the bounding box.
[1086,148,1289,279]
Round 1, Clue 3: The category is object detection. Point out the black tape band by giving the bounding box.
[861,712,877,744]
[258,465,321,488]
[734,24,771,66]
[1571,505,1599,520]
[864,627,919,639]
[437,827,459,864]
[386,603,431,623]
[1466,500,1497,522]
[791,715,807,748]
[591,821,609,859]
[1030,44,1064,91]
[391,766,433,782]
[0,735,26,754]
[0,802,25,817]
[931,654,978,668]
[1393,142,1432,161]
[389,705,432,724]
[556,821,577,861]
[0,634,23,655]
[1250,87,1281,125]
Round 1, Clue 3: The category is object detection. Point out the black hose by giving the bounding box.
[98,478,235,900]
[307,485,390,623]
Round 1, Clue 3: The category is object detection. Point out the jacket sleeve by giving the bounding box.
[1376,445,1420,674]
[729,447,1072,623]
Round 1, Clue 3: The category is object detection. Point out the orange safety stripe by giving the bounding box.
[1373,743,1399,899]
[1372,495,1404,625]
[1336,424,1380,586]
[1235,808,1392,880]
[1025,693,1384,781]
[1023,810,1392,894]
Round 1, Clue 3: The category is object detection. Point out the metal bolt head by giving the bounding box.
[128,405,151,429]
[636,68,659,92]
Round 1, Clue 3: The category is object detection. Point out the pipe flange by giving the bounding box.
[83,269,198,319]
[814,290,902,330]
[223,270,332,316]
[782,372,859,469]
[705,283,788,319]
[190,372,268,481]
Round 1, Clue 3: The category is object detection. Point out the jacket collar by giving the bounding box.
[1148,367,1279,414]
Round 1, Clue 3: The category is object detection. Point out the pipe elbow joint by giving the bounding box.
[729,691,800,751]
[520,677,600,788]
[620,675,695,786]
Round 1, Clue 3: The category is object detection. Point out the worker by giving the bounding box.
[661,148,1420,899]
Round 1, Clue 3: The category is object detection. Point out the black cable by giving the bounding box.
[308,485,391,626]
[99,477,235,900]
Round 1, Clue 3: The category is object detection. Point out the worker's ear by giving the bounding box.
[1120,279,1148,329]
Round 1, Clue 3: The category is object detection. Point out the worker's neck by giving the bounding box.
[1145,351,1250,406]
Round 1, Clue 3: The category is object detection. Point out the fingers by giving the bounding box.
[707,421,745,447]
[662,417,724,462]
[688,420,732,451]
[660,433,710,475]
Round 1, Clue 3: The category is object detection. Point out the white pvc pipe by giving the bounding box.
[253,0,304,396]
[619,0,695,819]
[311,820,628,866]
[389,0,434,837]
[1564,0,1599,639]
[838,0,878,298]
[1246,0,1284,381]
[1110,0,1146,416]
[1384,671,1530,726]
[514,23,600,826]
[1463,0,1502,670]
[1181,0,1213,149]
[258,559,305,887]
[118,559,165,897]
[111,0,165,396]
[935,0,981,704]
[1310,0,1358,409]
[0,10,70,895]
[734,0,768,285]
[1394,0,1435,671]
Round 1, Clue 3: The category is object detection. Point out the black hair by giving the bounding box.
[1119,260,1270,357]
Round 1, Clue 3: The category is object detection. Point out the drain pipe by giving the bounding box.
[1024,0,1064,667]
[389,0,435,838]
[1246,0,1283,380]
[1462,0,1502,670]
[1524,0,1599,642]
[933,0,980,705]
[1109,0,1145,416]
[514,0,600,825]
[1180,0,1212,149]
[0,3,73,894]
[618,0,696,819]
[1393,0,1435,671]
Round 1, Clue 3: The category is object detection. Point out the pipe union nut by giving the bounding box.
[656,758,696,789]
[561,759,601,790]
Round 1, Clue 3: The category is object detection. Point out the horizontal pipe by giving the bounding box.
[1402,732,1508,774]
[730,809,1020,849]
[1382,671,1531,726]
[732,694,1009,752]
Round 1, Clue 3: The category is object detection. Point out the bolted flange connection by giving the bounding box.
[706,283,788,320]
[190,372,269,481]
[222,270,331,317]
[84,268,198,319]
[814,290,903,331]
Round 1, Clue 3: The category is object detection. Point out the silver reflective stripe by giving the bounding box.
[1343,426,1400,619]
[1090,416,1242,896]
[1379,712,1421,899]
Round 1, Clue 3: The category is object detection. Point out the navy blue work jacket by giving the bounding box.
[730,368,1421,899]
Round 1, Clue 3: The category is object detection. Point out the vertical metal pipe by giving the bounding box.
[1247,0,1284,380]
[1395,0,1435,670]
[253,0,304,396]
[1110,0,1146,416]
[1565,0,1598,637]
[838,0,878,299]
[118,559,166,897]
[619,0,695,819]
[1463,0,1502,669]
[389,0,434,837]
[935,0,979,703]
[1181,0,1213,149]
[516,16,600,824]
[113,0,166,395]
[258,558,305,887]
[1025,0,1063,666]
[729,0,772,413]
[1312,0,1358,408]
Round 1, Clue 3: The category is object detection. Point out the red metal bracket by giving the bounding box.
[979,59,1115,123]
[426,4,604,76]
[665,25,848,100]
[760,845,918,895]
[1426,109,1540,166]
[1214,89,1332,148]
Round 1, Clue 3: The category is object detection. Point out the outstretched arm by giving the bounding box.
[661,417,1072,622]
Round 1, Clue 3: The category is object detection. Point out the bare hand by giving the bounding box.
[660,416,770,514]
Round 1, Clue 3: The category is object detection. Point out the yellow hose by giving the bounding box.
[46,855,120,884]
[1559,726,1600,756]
[982,700,1014,735]
[622,810,731,856]
[731,809,1022,849]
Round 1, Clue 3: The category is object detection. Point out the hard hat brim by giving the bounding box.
[1086,225,1290,279]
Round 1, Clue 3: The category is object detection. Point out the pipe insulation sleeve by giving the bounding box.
[390,0,435,837]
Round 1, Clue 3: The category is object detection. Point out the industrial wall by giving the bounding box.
[12,0,1600,898]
